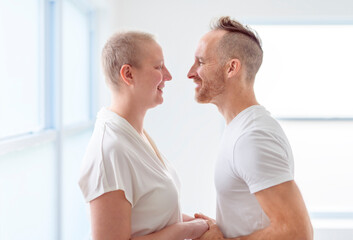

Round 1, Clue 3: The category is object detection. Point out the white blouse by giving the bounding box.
[79,108,182,237]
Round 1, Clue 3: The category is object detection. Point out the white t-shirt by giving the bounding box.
[215,105,294,238]
[78,108,182,237]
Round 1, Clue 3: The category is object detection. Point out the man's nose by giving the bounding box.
[187,65,196,79]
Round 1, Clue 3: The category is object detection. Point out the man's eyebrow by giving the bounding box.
[195,56,205,61]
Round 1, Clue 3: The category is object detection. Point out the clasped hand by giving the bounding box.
[193,213,225,240]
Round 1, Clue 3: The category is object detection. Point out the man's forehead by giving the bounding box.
[203,29,225,40]
[196,30,225,56]
[201,30,225,45]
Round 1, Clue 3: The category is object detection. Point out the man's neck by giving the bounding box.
[215,87,259,124]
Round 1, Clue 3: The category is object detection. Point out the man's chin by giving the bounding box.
[195,94,211,104]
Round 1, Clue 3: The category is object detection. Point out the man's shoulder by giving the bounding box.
[226,113,281,141]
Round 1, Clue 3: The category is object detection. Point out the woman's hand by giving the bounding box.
[193,213,225,240]
[182,218,209,239]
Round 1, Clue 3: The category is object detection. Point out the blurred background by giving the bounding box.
[0,0,353,239]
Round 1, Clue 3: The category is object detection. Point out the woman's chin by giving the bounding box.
[147,98,163,109]
[156,95,164,105]
[156,98,164,106]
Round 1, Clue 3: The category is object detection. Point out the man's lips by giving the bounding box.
[194,79,202,89]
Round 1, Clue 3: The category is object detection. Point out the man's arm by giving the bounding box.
[196,180,313,240]
[236,180,313,240]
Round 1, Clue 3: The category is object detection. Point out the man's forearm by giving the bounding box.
[227,222,312,240]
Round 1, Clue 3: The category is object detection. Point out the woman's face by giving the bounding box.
[132,41,172,109]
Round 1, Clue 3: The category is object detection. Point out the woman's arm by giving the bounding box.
[90,190,132,240]
[183,213,195,222]
[90,190,208,240]
[134,218,208,240]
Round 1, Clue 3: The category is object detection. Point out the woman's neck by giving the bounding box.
[109,96,147,135]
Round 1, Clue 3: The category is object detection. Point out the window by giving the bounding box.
[254,25,353,223]
[0,0,95,239]
[62,0,91,126]
[61,130,92,239]
[0,0,43,139]
[281,121,353,211]
[0,142,56,240]
[255,25,353,118]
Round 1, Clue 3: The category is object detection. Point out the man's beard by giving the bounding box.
[196,69,225,103]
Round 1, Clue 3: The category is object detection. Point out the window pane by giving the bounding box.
[0,142,56,240]
[62,0,90,126]
[0,0,42,138]
[280,121,353,212]
[62,130,92,240]
[255,25,353,118]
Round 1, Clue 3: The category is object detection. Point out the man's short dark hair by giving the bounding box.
[212,16,263,81]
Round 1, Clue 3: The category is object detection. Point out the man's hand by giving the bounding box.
[194,213,225,240]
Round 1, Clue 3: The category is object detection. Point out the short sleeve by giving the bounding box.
[233,130,294,194]
[78,125,135,205]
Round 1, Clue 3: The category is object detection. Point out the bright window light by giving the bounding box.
[62,0,90,126]
[0,142,56,239]
[255,25,353,118]
[281,121,353,212]
[0,0,42,138]
[254,25,353,214]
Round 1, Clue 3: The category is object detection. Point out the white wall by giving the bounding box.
[92,0,353,238]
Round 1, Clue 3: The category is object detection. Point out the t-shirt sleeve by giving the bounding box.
[233,130,294,194]
[78,127,135,205]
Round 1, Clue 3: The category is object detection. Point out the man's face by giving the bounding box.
[187,30,226,104]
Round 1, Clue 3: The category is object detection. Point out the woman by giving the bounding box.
[78,31,208,239]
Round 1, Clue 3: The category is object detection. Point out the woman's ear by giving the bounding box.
[120,64,133,86]
[227,59,241,78]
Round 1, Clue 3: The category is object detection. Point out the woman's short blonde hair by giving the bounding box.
[101,31,155,89]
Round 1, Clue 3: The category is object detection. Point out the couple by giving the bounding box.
[79,17,313,240]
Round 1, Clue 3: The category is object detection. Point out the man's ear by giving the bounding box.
[227,59,241,78]
[120,64,133,86]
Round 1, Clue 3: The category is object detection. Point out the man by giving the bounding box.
[187,17,313,240]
